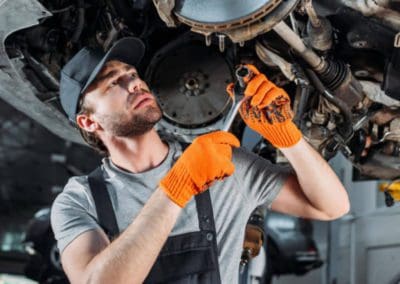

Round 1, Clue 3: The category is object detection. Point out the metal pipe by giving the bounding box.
[303,0,321,27]
[272,21,327,72]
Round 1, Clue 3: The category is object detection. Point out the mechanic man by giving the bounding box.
[51,37,350,284]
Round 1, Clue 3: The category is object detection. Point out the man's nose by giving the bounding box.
[124,76,140,93]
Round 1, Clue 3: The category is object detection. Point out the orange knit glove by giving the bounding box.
[160,131,240,207]
[227,64,302,148]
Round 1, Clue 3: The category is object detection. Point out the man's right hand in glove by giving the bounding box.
[160,130,240,207]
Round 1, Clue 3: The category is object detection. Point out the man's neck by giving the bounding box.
[105,129,170,173]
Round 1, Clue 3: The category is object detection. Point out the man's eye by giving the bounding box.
[109,80,118,87]
[131,73,137,79]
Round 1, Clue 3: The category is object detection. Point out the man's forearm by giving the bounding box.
[85,188,181,284]
[280,138,350,218]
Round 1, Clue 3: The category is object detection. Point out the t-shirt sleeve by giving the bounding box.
[232,146,293,209]
[50,176,101,254]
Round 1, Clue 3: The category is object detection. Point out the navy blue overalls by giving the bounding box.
[88,146,222,283]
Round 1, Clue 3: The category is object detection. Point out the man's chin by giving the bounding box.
[106,104,163,137]
[144,104,163,121]
[124,115,162,137]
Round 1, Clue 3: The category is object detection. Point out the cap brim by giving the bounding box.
[81,37,145,94]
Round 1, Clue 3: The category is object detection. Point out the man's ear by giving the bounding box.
[76,113,99,132]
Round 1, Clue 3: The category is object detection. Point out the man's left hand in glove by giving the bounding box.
[227,64,302,148]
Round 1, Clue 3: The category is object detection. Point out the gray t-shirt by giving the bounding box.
[51,138,290,284]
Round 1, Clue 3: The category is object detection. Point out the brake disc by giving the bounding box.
[174,0,282,31]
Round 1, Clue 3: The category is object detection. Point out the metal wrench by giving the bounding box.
[222,65,254,131]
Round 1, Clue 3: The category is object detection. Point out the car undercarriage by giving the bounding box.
[1,0,400,180]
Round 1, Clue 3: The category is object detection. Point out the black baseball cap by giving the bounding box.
[59,37,145,122]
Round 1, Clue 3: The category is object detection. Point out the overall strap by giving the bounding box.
[194,188,221,283]
[194,191,217,233]
[180,141,218,233]
[179,143,219,231]
[88,167,119,239]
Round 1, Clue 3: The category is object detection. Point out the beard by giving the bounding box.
[98,99,163,137]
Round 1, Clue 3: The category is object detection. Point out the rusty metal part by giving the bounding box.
[320,97,340,114]
[153,0,178,27]
[340,0,400,31]
[306,16,333,51]
[310,110,328,125]
[255,41,296,81]
[370,108,400,125]
[303,0,321,27]
[360,80,400,107]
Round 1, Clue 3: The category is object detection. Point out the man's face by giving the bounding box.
[83,60,162,137]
